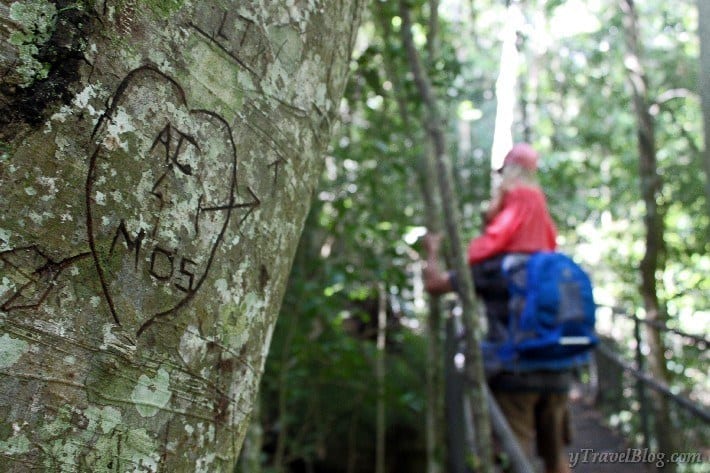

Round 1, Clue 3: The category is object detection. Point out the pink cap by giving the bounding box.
[502,143,538,171]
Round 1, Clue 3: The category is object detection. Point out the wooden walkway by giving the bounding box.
[566,387,649,473]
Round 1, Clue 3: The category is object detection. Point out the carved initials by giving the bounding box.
[110,220,145,270]
[150,123,199,175]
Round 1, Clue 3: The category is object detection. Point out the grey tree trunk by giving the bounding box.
[620,1,676,467]
[375,283,387,473]
[398,3,494,472]
[236,395,263,473]
[0,1,363,471]
[698,0,710,224]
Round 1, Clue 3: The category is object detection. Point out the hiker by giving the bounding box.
[422,143,573,473]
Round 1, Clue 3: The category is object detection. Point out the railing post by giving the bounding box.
[444,312,467,473]
[633,311,651,449]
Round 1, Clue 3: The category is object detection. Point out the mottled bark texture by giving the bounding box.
[0,0,363,471]
[398,3,494,472]
[699,0,710,224]
[620,1,676,467]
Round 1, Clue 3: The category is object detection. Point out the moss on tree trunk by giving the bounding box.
[0,1,364,471]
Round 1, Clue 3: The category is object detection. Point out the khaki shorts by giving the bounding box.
[493,391,570,471]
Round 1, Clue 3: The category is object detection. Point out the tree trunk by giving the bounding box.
[273,306,299,473]
[424,292,443,473]
[236,395,263,473]
[0,1,364,471]
[375,283,387,473]
[620,0,676,466]
[373,6,444,469]
[427,0,440,63]
[420,144,445,473]
[398,3,494,472]
[698,0,710,224]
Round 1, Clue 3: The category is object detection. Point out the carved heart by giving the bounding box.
[87,66,236,337]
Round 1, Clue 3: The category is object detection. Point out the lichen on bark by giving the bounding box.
[1,0,94,139]
[8,0,58,86]
[1,0,364,471]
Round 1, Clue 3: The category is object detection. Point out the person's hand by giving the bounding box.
[421,233,453,295]
[484,187,506,223]
[422,232,442,255]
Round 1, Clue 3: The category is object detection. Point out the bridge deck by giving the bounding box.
[567,388,649,472]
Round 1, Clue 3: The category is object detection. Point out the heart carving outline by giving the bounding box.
[86,66,238,337]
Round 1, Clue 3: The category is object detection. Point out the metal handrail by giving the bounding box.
[445,312,535,473]
[485,385,536,473]
[595,342,710,423]
[601,305,708,349]
[447,303,709,472]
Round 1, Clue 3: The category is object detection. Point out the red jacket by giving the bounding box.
[468,186,557,265]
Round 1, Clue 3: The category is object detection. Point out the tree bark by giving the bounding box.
[698,0,710,225]
[377,5,445,471]
[427,0,440,64]
[375,283,387,473]
[0,1,364,471]
[372,6,445,469]
[620,0,676,466]
[236,395,263,473]
[398,3,494,472]
[273,307,299,473]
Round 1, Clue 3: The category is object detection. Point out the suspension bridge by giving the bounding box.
[444,304,709,473]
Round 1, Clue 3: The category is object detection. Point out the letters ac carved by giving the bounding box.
[87,66,241,337]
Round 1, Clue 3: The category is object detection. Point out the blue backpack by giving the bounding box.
[483,251,598,373]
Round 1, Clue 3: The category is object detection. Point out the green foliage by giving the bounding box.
[259,245,429,471]
[256,0,708,470]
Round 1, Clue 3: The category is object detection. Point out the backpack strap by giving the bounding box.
[519,252,548,330]
[500,253,531,355]
[501,253,529,295]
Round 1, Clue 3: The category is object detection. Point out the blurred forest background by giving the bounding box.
[239,0,709,472]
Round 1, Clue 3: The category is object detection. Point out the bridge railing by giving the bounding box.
[445,303,709,472]
[444,308,536,473]
[591,305,709,468]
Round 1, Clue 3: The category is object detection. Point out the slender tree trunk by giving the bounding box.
[417,140,444,473]
[373,6,444,470]
[698,0,710,224]
[421,145,444,473]
[273,309,299,473]
[375,283,387,473]
[398,3,494,472]
[444,314,467,473]
[424,294,443,473]
[346,410,359,473]
[620,1,676,466]
[424,5,444,472]
[0,1,364,471]
[468,1,479,36]
[428,0,440,63]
